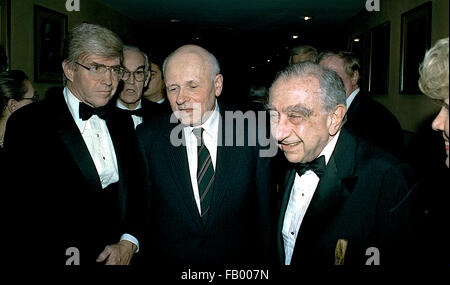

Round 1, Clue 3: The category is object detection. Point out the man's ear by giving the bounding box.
[214,74,223,97]
[351,69,359,86]
[7,99,18,113]
[144,71,151,88]
[62,61,74,83]
[327,104,347,136]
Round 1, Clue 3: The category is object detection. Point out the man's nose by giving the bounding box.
[176,88,188,105]
[102,69,113,86]
[432,106,445,132]
[272,116,290,142]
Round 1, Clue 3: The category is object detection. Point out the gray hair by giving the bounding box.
[318,50,361,79]
[123,45,150,71]
[419,37,449,100]
[270,62,346,113]
[62,23,123,85]
[162,45,221,81]
[289,45,318,64]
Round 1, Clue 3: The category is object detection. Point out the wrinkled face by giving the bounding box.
[432,97,449,167]
[165,52,223,126]
[63,54,121,108]
[292,52,315,64]
[319,55,357,97]
[268,76,334,163]
[144,62,164,99]
[119,49,149,109]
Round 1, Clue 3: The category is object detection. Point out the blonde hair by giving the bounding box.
[62,23,123,84]
[419,37,449,100]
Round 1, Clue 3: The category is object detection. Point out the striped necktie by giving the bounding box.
[193,128,215,219]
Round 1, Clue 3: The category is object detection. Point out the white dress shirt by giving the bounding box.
[282,130,341,265]
[346,88,360,109]
[183,101,220,215]
[64,88,119,189]
[116,100,143,129]
[64,87,139,251]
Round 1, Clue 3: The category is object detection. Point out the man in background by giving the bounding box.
[319,51,406,159]
[289,45,318,64]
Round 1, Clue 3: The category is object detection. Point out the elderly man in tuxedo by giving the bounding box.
[267,62,413,266]
[114,44,277,267]
[4,23,139,266]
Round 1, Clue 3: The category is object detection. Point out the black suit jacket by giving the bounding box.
[4,90,140,265]
[345,91,406,160]
[277,128,414,266]
[130,101,277,267]
[141,97,171,120]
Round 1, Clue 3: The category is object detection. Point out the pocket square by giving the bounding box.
[334,238,348,265]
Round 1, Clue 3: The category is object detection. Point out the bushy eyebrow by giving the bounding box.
[284,104,313,117]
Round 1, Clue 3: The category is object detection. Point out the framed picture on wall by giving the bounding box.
[34,5,68,82]
[368,21,390,95]
[0,0,11,71]
[399,2,431,94]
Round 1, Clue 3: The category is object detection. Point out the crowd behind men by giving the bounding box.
[1,23,448,273]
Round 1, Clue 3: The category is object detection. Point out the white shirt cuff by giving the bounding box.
[120,233,140,253]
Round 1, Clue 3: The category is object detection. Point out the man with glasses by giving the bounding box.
[4,23,140,266]
[115,46,150,129]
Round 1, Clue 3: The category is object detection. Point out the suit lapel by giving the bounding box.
[53,93,102,192]
[163,123,203,228]
[290,129,357,264]
[106,109,136,220]
[203,108,231,228]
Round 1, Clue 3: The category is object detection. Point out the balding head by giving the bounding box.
[163,45,223,126]
[163,45,220,81]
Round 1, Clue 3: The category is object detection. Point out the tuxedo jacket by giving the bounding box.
[129,102,277,267]
[4,91,140,265]
[277,128,414,266]
[345,91,406,160]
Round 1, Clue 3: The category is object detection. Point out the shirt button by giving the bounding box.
[102,156,105,160]
[291,232,294,235]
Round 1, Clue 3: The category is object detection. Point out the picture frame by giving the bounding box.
[0,0,11,71]
[34,5,68,82]
[399,2,432,94]
[368,21,390,95]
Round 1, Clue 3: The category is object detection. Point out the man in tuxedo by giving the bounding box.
[115,44,277,267]
[115,46,151,130]
[267,62,413,266]
[4,23,139,265]
[319,51,406,160]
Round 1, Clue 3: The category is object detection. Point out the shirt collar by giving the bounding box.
[64,87,85,131]
[346,87,360,109]
[185,100,220,139]
[116,99,142,111]
[320,129,341,166]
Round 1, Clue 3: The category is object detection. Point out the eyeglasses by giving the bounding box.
[121,69,149,82]
[75,62,124,80]
[22,91,40,103]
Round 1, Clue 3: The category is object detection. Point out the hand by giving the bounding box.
[96,240,137,265]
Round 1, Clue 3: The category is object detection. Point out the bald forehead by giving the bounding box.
[164,45,216,75]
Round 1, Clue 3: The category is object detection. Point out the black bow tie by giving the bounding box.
[79,102,112,121]
[295,155,326,178]
[124,108,144,117]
